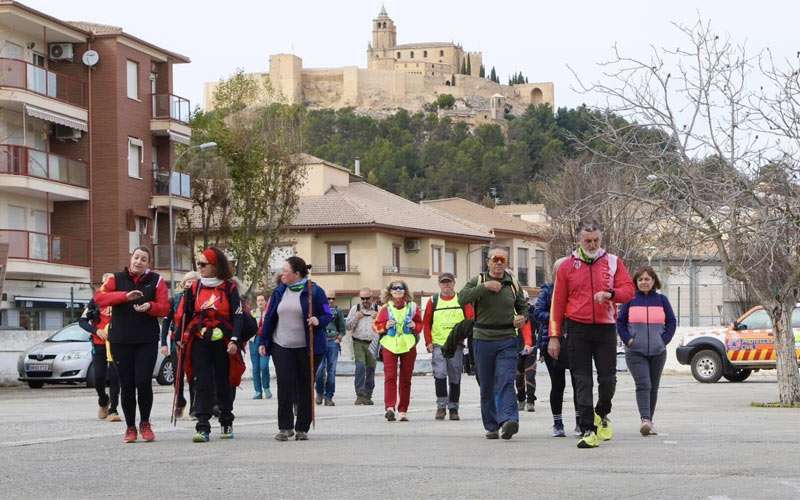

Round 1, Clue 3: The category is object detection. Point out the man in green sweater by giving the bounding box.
[459,247,533,440]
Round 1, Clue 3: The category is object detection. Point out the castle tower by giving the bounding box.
[372,5,396,50]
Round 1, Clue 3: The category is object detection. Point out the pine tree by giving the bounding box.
[466,54,472,76]
[490,66,497,83]
[460,58,467,75]
[480,63,485,78]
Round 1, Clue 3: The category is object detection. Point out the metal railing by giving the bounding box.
[0,144,88,187]
[152,169,191,198]
[317,264,360,273]
[382,266,429,277]
[0,58,86,107]
[0,229,89,267]
[153,244,193,272]
[151,93,191,124]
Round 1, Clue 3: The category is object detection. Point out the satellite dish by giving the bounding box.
[82,50,99,67]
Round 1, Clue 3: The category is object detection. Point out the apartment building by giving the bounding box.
[0,1,192,329]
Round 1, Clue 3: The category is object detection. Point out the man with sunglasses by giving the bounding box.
[548,220,635,449]
[346,288,379,405]
[459,248,532,440]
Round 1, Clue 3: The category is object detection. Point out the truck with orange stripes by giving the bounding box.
[676,305,800,383]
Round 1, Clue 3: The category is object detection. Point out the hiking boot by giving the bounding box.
[385,409,396,422]
[517,400,525,411]
[274,429,294,441]
[211,405,221,418]
[597,416,613,441]
[525,401,536,412]
[123,426,137,444]
[399,412,409,422]
[449,409,460,421]
[106,411,121,423]
[192,431,210,443]
[324,398,335,406]
[363,397,374,406]
[264,388,273,399]
[295,432,308,441]
[98,404,109,420]
[315,394,323,405]
[220,425,234,439]
[485,430,499,439]
[139,421,155,442]
[577,430,600,448]
[500,420,519,440]
[354,395,365,405]
[252,392,263,400]
[640,419,654,437]
[552,424,566,437]
[435,408,447,420]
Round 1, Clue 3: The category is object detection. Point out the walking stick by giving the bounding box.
[307,280,316,429]
[170,295,189,426]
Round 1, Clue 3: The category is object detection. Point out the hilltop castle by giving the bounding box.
[203,8,554,120]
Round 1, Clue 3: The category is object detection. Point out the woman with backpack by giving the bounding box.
[373,280,423,422]
[95,246,170,443]
[258,256,332,441]
[174,247,244,443]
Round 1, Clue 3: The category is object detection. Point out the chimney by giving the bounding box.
[354,157,361,176]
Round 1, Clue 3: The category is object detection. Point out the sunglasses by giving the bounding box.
[439,279,454,284]
[390,286,406,291]
[196,261,209,268]
[490,256,507,264]
[360,297,371,301]
[328,298,335,302]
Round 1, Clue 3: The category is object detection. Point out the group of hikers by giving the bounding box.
[79,220,677,448]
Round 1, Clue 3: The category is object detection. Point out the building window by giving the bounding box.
[396,52,400,58]
[423,50,428,58]
[392,244,401,271]
[126,60,139,100]
[440,50,444,57]
[329,243,348,272]
[481,246,489,272]
[445,249,457,276]
[19,308,44,331]
[32,52,45,67]
[535,249,546,286]
[431,246,443,274]
[410,51,414,59]
[128,217,147,253]
[128,137,143,178]
[0,41,23,59]
[517,248,529,286]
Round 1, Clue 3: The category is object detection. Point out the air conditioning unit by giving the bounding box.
[54,125,81,142]
[403,238,421,253]
[48,43,74,61]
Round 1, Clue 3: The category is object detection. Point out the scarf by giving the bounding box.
[577,246,597,264]
[200,277,223,288]
[287,278,307,293]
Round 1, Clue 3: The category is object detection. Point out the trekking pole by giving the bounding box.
[308,280,316,429]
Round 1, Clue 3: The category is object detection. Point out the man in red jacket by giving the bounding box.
[548,221,634,448]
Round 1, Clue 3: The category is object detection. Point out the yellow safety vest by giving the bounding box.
[431,295,465,346]
[379,302,418,355]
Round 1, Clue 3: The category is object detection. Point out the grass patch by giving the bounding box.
[750,401,800,408]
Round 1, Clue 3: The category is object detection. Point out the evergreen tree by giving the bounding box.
[466,54,472,75]
[479,63,485,78]
[490,66,498,83]
[460,59,467,75]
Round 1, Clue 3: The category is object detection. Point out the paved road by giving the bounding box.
[0,370,798,499]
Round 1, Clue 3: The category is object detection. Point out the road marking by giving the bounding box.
[663,440,677,445]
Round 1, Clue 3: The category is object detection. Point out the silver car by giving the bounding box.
[17,323,173,389]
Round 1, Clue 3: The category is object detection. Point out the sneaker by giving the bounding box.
[363,397,374,406]
[354,395,365,406]
[597,416,613,441]
[526,401,536,412]
[640,419,653,437]
[252,392,263,400]
[123,426,137,444]
[295,431,308,441]
[98,404,109,420]
[577,430,600,448]
[315,394,323,405]
[264,388,273,399]
[324,398,335,406]
[106,411,121,423]
[552,425,566,437]
[449,409,460,421]
[274,429,294,441]
[517,400,525,411]
[221,425,234,439]
[435,408,446,420]
[574,425,582,437]
[385,409,396,422]
[399,412,408,422]
[139,421,155,442]
[500,420,519,440]
[211,405,221,418]
[192,431,210,443]
[485,430,499,440]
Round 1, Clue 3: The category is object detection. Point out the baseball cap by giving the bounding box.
[438,272,455,283]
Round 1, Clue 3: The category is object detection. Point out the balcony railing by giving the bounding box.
[0,58,86,107]
[0,229,89,267]
[153,244,193,272]
[316,264,360,273]
[0,144,88,188]
[152,93,190,124]
[153,169,191,198]
[382,266,429,277]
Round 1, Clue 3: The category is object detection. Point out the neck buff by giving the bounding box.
[287,278,308,293]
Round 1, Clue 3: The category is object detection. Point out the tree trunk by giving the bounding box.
[770,302,800,404]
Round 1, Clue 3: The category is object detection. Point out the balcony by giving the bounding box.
[0,144,89,200]
[150,93,192,143]
[151,169,192,210]
[314,264,360,275]
[382,266,430,277]
[153,244,193,273]
[0,229,90,280]
[0,58,88,122]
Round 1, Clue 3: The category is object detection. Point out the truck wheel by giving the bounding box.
[691,349,723,383]
[723,368,752,382]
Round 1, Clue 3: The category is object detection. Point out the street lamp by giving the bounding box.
[168,141,216,295]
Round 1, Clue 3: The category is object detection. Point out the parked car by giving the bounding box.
[676,304,800,383]
[17,323,173,389]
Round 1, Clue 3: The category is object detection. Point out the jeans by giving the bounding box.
[249,340,271,395]
[473,337,519,432]
[191,338,234,433]
[112,342,157,428]
[566,320,617,433]
[272,343,321,433]
[352,339,376,398]
[315,339,340,399]
[625,350,667,420]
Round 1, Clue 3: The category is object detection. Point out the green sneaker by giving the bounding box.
[192,431,210,443]
[220,425,234,439]
[597,416,613,441]
[577,430,600,448]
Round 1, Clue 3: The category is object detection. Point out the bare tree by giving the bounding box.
[572,19,800,403]
[178,151,231,251]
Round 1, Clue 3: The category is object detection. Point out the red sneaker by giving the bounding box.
[123,426,137,444]
[139,421,155,442]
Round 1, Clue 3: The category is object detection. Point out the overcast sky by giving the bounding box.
[24,0,799,112]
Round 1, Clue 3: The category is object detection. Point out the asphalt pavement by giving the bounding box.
[0,370,798,499]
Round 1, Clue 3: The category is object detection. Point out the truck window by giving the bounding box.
[740,309,772,330]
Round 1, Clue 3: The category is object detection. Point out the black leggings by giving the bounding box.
[272,344,321,433]
[191,338,234,433]
[92,343,120,411]
[112,342,157,428]
[543,346,578,418]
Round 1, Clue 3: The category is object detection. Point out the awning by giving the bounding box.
[14,296,89,309]
[25,105,88,132]
[168,131,191,145]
